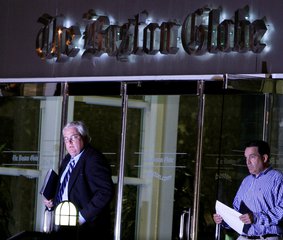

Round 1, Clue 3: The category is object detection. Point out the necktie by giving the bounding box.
[56,159,75,203]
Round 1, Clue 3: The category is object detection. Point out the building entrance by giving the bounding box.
[1,74,282,240]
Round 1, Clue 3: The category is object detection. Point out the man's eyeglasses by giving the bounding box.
[63,134,81,143]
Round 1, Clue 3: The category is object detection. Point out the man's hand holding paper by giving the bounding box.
[215,200,244,235]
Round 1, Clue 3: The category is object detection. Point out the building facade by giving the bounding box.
[1,1,283,240]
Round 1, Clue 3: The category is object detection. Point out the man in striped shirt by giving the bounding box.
[214,140,283,240]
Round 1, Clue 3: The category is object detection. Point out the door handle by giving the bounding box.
[179,208,191,240]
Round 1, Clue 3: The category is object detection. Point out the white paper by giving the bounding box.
[215,200,244,234]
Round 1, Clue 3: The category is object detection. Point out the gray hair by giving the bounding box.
[62,121,91,144]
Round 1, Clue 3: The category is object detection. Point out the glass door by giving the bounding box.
[115,81,201,240]
[0,87,63,239]
[68,80,201,240]
[123,94,192,239]
[117,78,275,240]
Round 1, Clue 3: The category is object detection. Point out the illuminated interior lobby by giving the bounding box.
[1,0,283,240]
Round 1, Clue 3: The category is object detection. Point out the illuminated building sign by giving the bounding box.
[36,5,267,62]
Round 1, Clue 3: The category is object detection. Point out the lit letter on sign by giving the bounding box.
[181,7,210,55]
[82,10,110,58]
[36,14,81,61]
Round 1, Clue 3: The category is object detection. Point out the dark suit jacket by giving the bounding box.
[56,144,114,239]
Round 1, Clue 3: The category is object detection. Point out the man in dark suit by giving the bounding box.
[44,121,114,239]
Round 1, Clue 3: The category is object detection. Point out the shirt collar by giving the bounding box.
[253,166,272,178]
[71,149,84,163]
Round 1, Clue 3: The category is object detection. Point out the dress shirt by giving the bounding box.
[233,167,283,236]
[60,152,82,201]
[59,151,86,225]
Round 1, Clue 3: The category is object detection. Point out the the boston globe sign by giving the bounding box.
[36,5,267,62]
